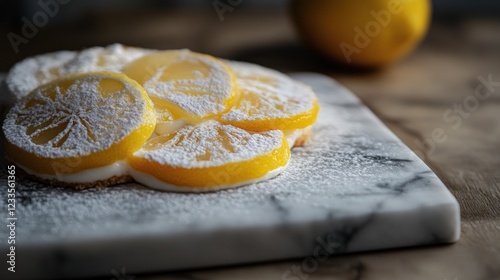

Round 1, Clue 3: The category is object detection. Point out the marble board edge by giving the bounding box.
[0,72,461,280]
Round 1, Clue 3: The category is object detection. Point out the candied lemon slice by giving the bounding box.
[3,72,156,177]
[123,50,238,122]
[5,44,152,102]
[63,43,153,73]
[5,50,76,101]
[221,61,319,131]
[128,121,290,191]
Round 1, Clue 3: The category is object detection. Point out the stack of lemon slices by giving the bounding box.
[2,44,319,192]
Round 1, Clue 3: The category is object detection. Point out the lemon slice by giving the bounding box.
[3,72,156,179]
[63,43,153,73]
[221,61,319,131]
[128,120,290,192]
[5,50,76,101]
[4,44,152,102]
[123,50,238,122]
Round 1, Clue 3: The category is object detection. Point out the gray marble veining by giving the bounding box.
[0,73,460,280]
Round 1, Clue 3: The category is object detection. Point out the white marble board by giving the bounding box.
[0,73,460,280]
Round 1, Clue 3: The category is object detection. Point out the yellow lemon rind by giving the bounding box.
[128,136,290,188]
[4,72,156,175]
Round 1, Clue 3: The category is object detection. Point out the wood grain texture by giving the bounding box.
[1,9,498,280]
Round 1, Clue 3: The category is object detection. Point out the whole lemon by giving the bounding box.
[291,0,431,68]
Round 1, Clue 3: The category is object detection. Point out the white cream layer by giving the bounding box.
[16,160,128,183]
[16,159,287,191]
[129,164,287,193]
[284,125,311,147]
[154,120,188,135]
[15,125,306,189]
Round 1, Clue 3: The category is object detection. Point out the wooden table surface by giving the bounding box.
[1,9,499,280]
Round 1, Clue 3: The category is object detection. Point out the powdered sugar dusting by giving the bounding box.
[222,60,317,121]
[136,120,283,168]
[62,43,153,74]
[5,44,152,101]
[3,73,148,158]
[5,51,76,100]
[142,50,234,118]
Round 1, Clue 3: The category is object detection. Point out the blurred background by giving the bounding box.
[0,0,499,72]
[1,1,499,279]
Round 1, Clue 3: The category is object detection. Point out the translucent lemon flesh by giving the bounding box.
[221,61,319,131]
[128,121,290,188]
[123,50,238,122]
[4,72,156,175]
